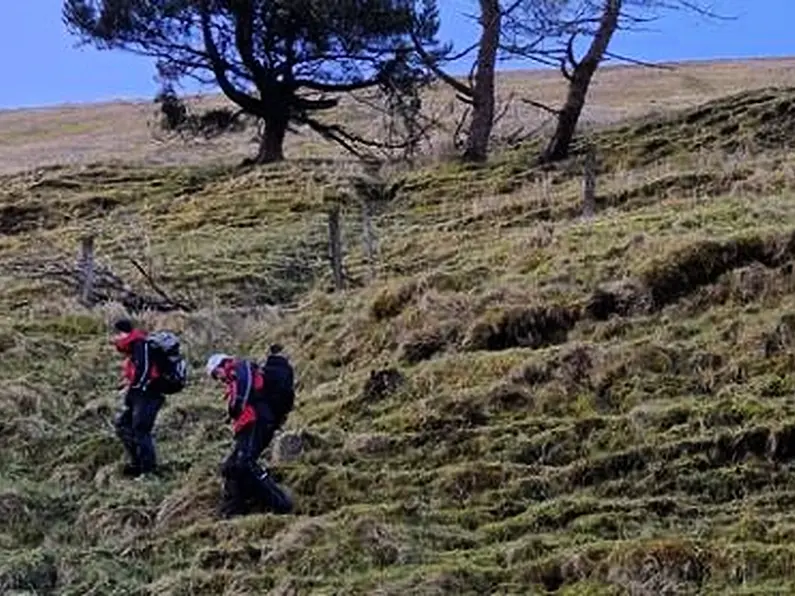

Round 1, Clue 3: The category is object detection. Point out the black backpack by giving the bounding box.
[147,330,188,395]
[258,349,295,423]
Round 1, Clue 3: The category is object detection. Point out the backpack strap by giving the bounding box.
[227,360,254,419]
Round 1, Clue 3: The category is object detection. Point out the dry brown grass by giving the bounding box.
[3,57,795,176]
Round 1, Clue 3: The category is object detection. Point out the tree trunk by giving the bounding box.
[463,0,500,162]
[255,113,289,164]
[542,0,621,164]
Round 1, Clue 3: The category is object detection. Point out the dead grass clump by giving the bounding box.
[510,357,557,386]
[485,383,534,412]
[558,345,595,391]
[351,516,404,566]
[0,548,58,595]
[727,262,780,304]
[565,446,653,489]
[195,544,264,570]
[593,362,632,413]
[641,235,777,310]
[361,368,406,402]
[155,470,219,533]
[465,305,580,352]
[762,313,795,357]
[686,262,795,314]
[270,428,325,464]
[75,503,154,546]
[585,279,649,320]
[605,539,708,596]
[417,397,490,438]
[399,323,459,364]
[271,431,306,464]
[344,432,397,456]
[437,462,511,504]
[0,203,54,235]
[263,517,330,566]
[370,281,418,320]
[69,194,123,219]
[0,490,36,544]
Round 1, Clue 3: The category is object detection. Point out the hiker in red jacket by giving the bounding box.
[112,318,164,478]
[205,348,294,518]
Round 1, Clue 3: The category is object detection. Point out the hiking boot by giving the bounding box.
[122,463,142,478]
[216,499,248,520]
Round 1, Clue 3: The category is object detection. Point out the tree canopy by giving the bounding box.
[64,0,442,163]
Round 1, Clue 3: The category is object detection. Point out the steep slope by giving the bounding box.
[4,86,795,594]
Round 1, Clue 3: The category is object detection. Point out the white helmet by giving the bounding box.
[205,353,231,378]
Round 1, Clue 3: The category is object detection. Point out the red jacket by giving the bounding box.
[222,359,265,434]
[115,329,160,391]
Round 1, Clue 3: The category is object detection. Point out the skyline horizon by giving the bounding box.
[2,53,794,114]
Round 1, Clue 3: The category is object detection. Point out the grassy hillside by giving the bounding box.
[6,66,795,594]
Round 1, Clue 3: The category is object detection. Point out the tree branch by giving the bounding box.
[602,49,675,69]
[199,2,264,117]
[520,97,560,115]
[129,258,195,312]
[410,32,473,97]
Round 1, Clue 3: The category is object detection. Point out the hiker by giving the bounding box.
[112,318,166,478]
[205,345,295,518]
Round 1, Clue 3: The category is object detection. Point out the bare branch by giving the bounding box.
[602,49,675,69]
[453,106,472,149]
[129,258,195,312]
[493,92,516,127]
[520,97,560,116]
[410,31,473,97]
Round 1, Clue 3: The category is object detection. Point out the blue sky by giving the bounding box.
[0,0,791,110]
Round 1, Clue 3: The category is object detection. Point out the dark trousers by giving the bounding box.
[220,420,293,516]
[115,389,164,474]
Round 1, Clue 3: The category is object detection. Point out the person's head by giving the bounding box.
[111,318,135,345]
[205,353,233,381]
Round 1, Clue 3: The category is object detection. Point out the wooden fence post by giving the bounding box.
[79,234,96,306]
[327,205,345,291]
[582,147,596,219]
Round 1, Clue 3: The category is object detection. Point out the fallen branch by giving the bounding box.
[5,255,196,313]
[129,258,195,312]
